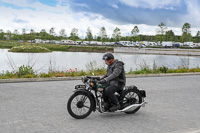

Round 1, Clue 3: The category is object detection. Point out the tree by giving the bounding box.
[99,27,107,44]
[59,29,67,39]
[22,28,26,43]
[194,31,200,43]
[131,26,139,41]
[0,29,4,40]
[182,23,191,34]
[86,27,93,44]
[165,30,175,41]
[70,28,78,41]
[40,29,48,40]
[96,36,101,41]
[156,22,167,42]
[12,29,20,40]
[49,27,55,41]
[110,37,115,42]
[30,29,35,45]
[181,23,192,42]
[112,27,121,42]
[136,35,141,41]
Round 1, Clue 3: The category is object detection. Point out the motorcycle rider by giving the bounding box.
[98,52,126,111]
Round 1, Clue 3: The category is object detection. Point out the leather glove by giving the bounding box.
[98,79,107,84]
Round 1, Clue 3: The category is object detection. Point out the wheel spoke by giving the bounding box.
[67,92,94,119]
[83,105,90,108]
[69,93,91,116]
[122,91,140,105]
[129,92,135,97]
[75,95,80,102]
[80,95,88,103]
[79,108,83,115]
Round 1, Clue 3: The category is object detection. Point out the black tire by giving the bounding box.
[67,91,94,119]
[121,89,142,114]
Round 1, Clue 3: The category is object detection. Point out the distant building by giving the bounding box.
[35,39,42,43]
[61,40,74,44]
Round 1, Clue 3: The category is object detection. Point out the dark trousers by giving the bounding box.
[103,84,123,105]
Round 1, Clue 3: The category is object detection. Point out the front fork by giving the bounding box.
[95,91,105,113]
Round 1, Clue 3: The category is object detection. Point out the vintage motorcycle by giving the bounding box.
[67,76,146,119]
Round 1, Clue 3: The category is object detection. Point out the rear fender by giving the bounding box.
[73,89,96,111]
[125,85,146,98]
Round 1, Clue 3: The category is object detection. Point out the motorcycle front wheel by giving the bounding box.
[67,91,94,119]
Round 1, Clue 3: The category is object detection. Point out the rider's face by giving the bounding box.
[105,60,110,65]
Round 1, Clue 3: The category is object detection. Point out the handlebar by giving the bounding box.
[82,76,101,83]
[86,76,100,80]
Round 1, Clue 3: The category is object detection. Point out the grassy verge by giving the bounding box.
[0,65,107,79]
[1,64,200,79]
[127,66,200,74]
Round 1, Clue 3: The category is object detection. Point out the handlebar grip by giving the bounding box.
[86,76,100,80]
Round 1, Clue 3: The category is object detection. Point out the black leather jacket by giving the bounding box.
[102,60,126,86]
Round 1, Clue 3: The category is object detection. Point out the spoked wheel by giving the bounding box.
[67,91,94,119]
[121,89,142,114]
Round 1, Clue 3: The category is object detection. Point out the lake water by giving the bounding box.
[1,49,200,73]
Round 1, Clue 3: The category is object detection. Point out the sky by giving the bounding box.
[0,0,200,38]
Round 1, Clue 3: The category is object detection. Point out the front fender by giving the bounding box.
[73,89,96,112]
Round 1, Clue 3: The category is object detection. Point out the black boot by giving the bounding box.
[103,102,110,111]
[110,103,120,112]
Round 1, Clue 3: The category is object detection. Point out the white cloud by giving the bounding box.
[111,4,119,9]
[183,0,200,28]
[119,0,181,10]
[0,3,184,37]
[1,0,199,37]
[0,1,121,37]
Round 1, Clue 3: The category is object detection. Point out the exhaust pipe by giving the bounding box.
[119,102,147,112]
[101,102,147,113]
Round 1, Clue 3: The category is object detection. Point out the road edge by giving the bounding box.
[1,72,200,83]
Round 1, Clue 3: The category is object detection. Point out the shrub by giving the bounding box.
[188,68,196,72]
[40,73,51,78]
[167,69,175,73]
[178,67,187,73]
[159,66,168,73]
[0,71,17,79]
[55,72,65,77]
[77,70,87,76]
[22,74,36,78]
[15,65,35,78]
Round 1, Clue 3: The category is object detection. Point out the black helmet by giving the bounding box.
[102,52,114,61]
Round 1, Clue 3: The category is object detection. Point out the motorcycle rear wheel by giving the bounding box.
[121,89,142,114]
[67,91,94,119]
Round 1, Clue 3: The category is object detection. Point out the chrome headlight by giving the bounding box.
[75,85,86,89]
[82,76,88,83]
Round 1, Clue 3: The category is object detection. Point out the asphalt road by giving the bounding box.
[1,75,200,133]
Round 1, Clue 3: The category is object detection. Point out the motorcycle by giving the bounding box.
[67,76,146,119]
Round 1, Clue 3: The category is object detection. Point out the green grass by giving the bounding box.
[127,66,200,75]
[1,64,200,79]
[0,40,21,49]
[0,66,107,79]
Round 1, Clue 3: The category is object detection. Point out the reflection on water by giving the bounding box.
[1,49,200,73]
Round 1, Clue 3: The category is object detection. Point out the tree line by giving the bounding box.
[0,22,200,43]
